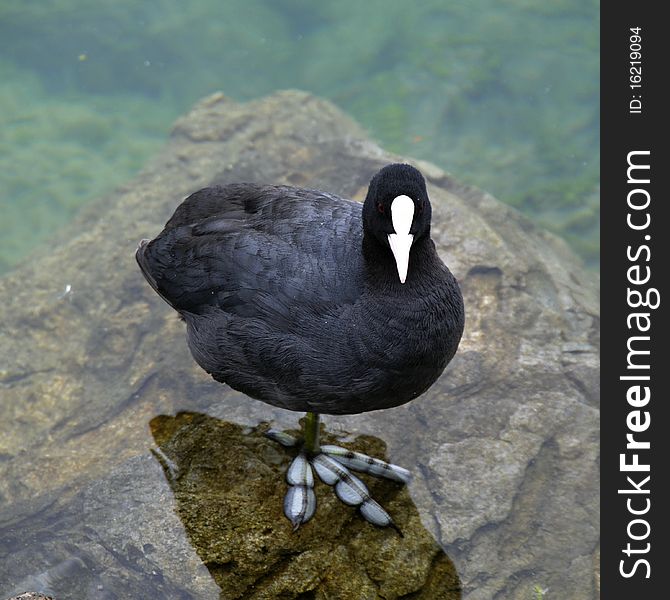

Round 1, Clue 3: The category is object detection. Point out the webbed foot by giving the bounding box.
[266,429,410,533]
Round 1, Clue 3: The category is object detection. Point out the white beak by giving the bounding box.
[387,195,415,284]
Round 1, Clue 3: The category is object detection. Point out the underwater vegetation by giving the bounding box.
[0,0,599,273]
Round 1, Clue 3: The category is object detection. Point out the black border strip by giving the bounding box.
[601,4,667,597]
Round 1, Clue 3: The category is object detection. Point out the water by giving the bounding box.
[0,2,599,599]
[0,0,598,273]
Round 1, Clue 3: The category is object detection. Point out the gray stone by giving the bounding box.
[0,90,599,599]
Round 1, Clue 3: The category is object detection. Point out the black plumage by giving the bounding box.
[136,163,464,415]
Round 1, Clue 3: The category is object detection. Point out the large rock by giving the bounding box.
[0,90,599,599]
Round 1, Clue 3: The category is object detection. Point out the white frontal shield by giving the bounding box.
[387,195,415,284]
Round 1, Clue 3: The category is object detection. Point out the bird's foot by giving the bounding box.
[265,429,410,533]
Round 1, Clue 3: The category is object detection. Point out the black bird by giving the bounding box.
[136,163,464,529]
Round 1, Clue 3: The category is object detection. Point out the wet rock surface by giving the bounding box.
[0,90,598,599]
[151,412,460,599]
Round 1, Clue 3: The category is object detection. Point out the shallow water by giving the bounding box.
[0,0,598,273]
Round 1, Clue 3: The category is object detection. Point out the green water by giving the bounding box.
[0,0,599,273]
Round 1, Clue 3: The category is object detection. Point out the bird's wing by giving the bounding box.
[137,184,364,327]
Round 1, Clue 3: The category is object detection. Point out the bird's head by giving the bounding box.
[363,163,432,283]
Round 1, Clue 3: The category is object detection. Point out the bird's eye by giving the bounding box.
[376,202,385,214]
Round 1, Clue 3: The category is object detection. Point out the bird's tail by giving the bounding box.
[135,239,163,299]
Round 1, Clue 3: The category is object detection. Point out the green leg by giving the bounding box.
[303,411,321,454]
